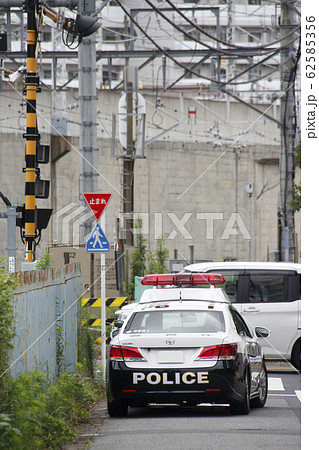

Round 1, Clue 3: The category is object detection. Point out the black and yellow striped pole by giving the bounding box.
[24,0,38,262]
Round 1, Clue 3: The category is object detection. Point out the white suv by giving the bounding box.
[182,262,301,371]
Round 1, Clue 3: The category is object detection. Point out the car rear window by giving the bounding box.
[124,310,225,334]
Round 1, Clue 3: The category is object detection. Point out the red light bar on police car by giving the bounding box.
[140,273,225,286]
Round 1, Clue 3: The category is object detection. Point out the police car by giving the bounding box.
[106,273,268,417]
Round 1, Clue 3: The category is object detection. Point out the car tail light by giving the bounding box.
[110,345,145,361]
[110,345,122,360]
[141,273,225,286]
[196,343,238,361]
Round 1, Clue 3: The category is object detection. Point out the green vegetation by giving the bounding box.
[0,368,102,449]
[34,249,52,269]
[127,218,169,301]
[148,236,169,274]
[127,216,147,301]
[0,258,18,407]
[78,302,99,379]
[291,142,301,212]
[0,263,105,449]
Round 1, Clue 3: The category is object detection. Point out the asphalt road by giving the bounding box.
[90,366,301,450]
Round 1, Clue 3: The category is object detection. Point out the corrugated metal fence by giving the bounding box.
[10,263,82,380]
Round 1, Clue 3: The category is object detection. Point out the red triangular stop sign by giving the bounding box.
[83,193,112,221]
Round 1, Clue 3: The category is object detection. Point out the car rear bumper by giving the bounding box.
[107,359,246,406]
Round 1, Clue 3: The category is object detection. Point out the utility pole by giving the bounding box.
[123,71,135,247]
[226,0,235,83]
[279,0,298,261]
[24,0,38,263]
[78,0,98,243]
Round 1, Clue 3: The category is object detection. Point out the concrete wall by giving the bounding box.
[10,263,81,380]
[0,85,300,269]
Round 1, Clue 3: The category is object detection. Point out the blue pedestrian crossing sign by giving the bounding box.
[86,223,110,253]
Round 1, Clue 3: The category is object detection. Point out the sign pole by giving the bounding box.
[101,210,106,380]
[83,193,112,381]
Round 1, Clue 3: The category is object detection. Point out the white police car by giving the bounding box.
[106,273,268,417]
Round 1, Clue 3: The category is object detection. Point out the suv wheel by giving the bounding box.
[291,339,301,372]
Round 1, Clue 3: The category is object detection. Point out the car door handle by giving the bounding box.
[243,307,260,313]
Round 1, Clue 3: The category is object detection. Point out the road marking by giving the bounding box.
[269,394,298,397]
[268,377,284,391]
[295,390,301,401]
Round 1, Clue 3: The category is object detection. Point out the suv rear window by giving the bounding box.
[124,310,225,334]
[207,270,244,303]
[205,269,300,303]
[246,271,300,303]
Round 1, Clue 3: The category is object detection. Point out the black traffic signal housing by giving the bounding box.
[35,142,50,199]
[16,205,52,232]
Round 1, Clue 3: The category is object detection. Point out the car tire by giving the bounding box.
[250,361,268,408]
[230,371,251,415]
[291,339,301,372]
[107,399,128,417]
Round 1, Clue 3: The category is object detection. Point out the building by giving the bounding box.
[0,1,301,270]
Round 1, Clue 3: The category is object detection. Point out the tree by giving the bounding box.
[291,142,301,212]
[148,236,169,274]
[127,221,169,301]
[127,217,147,301]
[35,250,52,269]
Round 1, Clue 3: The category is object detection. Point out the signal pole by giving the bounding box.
[24,0,38,262]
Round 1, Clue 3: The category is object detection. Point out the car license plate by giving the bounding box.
[157,350,184,363]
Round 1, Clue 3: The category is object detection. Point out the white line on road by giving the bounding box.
[295,390,301,401]
[269,394,298,397]
[268,377,285,391]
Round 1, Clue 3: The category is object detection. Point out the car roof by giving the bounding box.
[139,286,230,304]
[183,261,301,273]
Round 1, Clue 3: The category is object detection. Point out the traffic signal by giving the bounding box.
[35,142,50,199]
[16,205,25,229]
[16,205,52,231]
[37,144,50,163]
[35,177,50,199]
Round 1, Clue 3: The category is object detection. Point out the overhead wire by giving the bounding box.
[3,3,296,89]
[141,0,285,57]
[164,0,300,50]
[143,0,300,86]
[113,0,298,87]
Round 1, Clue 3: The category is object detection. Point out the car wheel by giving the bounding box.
[230,371,251,415]
[107,399,128,417]
[291,339,301,372]
[250,361,268,408]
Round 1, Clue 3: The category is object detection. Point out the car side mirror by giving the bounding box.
[114,320,124,329]
[255,326,270,338]
[111,329,120,339]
